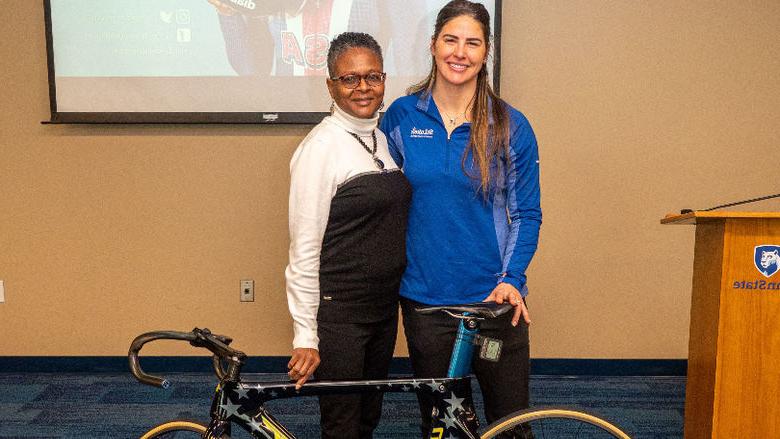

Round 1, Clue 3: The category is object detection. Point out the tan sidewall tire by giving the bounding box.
[480,408,632,439]
[140,420,208,438]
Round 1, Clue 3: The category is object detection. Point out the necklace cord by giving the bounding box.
[440,94,476,127]
[346,130,385,171]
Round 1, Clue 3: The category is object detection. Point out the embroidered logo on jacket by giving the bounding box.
[410,127,434,139]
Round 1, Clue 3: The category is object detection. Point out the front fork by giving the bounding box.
[205,383,232,438]
[208,381,295,439]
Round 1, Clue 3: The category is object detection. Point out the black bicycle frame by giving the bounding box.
[203,314,492,438]
[203,376,479,438]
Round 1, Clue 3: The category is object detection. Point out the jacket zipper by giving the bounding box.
[445,131,451,173]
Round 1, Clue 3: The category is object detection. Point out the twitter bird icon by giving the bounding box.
[160,11,173,24]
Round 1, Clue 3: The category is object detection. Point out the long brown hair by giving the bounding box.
[408,0,510,195]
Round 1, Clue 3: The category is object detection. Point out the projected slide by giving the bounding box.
[46,0,498,122]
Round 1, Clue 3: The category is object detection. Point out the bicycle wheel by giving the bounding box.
[140,420,209,438]
[480,408,631,439]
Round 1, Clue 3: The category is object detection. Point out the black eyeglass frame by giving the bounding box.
[330,72,387,89]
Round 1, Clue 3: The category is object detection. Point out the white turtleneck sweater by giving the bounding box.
[285,105,408,350]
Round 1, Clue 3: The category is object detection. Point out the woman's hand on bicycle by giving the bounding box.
[484,282,531,327]
[288,347,320,389]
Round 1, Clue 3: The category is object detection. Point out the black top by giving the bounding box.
[318,170,412,323]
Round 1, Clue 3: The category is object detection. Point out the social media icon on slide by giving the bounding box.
[160,11,173,24]
[176,9,191,25]
[177,28,191,43]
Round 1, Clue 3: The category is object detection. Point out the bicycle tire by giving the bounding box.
[480,408,631,439]
[139,420,213,438]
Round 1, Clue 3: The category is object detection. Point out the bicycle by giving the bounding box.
[129,302,632,438]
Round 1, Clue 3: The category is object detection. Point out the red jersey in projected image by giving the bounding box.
[269,0,354,76]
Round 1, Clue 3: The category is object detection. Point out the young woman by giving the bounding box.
[380,1,542,437]
[285,33,411,438]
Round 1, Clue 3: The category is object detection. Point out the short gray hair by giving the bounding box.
[327,32,383,78]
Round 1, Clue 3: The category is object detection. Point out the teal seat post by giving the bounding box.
[447,316,479,378]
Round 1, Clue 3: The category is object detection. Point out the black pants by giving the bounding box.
[401,298,531,438]
[315,316,398,439]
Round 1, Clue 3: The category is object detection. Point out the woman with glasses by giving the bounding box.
[285,32,411,438]
[380,1,542,437]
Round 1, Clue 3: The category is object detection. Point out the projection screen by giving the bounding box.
[44,0,501,124]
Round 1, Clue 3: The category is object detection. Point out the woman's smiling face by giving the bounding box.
[327,47,385,119]
[431,14,488,88]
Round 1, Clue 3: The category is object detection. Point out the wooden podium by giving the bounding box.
[662,212,780,438]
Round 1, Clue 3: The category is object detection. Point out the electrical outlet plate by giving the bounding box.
[240,279,254,302]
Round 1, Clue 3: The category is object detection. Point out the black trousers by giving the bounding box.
[315,315,398,439]
[401,298,531,438]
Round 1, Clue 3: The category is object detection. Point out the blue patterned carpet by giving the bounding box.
[0,373,684,438]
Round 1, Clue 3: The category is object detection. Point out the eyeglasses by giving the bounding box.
[331,72,386,89]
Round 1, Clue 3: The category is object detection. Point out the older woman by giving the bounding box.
[285,32,410,438]
[380,1,542,437]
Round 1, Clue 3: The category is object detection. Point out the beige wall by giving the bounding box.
[1,1,778,358]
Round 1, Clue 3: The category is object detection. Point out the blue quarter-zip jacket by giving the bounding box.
[380,92,542,305]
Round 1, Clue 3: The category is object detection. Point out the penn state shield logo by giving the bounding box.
[754,245,780,278]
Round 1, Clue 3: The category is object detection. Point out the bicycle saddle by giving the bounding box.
[415,302,514,319]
